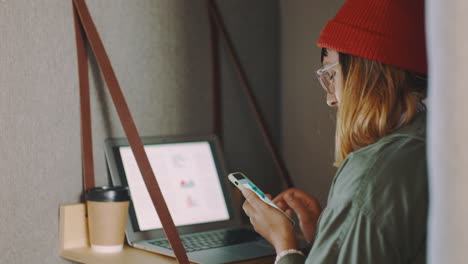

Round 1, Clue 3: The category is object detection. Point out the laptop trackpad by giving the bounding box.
[189,240,275,264]
[228,239,275,255]
[189,248,240,264]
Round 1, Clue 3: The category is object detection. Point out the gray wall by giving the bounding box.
[218,1,282,195]
[0,0,280,263]
[280,0,345,206]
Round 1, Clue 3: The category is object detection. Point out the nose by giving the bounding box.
[327,93,338,107]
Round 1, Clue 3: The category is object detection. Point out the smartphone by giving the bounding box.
[228,172,295,226]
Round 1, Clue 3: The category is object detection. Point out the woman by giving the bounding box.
[241,0,428,263]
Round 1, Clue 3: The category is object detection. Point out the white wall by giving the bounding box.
[426,0,468,263]
[0,0,281,262]
[280,0,345,205]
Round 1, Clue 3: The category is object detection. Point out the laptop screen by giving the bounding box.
[118,141,230,231]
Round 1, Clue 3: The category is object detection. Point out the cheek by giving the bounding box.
[335,75,344,103]
[335,86,342,103]
[326,93,338,107]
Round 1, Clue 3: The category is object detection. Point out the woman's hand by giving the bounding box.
[241,188,297,253]
[273,188,322,243]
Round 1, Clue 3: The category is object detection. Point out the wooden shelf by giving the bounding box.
[59,204,275,264]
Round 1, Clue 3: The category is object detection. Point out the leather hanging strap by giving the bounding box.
[72,0,189,263]
[205,0,294,188]
[74,5,95,192]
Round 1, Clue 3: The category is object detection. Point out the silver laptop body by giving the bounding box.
[104,135,276,264]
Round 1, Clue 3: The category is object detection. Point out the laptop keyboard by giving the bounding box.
[149,228,264,252]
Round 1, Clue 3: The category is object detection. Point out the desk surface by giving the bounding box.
[59,204,275,264]
[61,245,275,264]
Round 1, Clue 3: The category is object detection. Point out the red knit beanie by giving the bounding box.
[317,0,427,75]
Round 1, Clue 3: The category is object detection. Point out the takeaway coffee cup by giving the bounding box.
[85,186,130,253]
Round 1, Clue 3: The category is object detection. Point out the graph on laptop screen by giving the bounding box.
[119,141,230,231]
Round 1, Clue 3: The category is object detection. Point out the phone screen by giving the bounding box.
[237,179,266,199]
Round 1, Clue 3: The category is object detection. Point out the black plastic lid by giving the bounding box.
[85,186,130,202]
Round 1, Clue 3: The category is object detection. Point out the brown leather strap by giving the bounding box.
[206,0,294,188]
[73,1,189,263]
[73,5,95,192]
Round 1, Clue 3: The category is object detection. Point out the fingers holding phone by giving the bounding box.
[228,172,295,226]
[273,188,322,243]
[228,172,321,243]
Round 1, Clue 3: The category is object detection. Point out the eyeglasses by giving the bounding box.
[315,62,339,94]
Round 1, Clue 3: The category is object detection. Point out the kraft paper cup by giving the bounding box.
[85,186,130,253]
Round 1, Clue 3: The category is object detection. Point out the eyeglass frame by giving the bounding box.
[315,62,339,94]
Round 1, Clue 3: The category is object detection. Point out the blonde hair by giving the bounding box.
[334,53,427,167]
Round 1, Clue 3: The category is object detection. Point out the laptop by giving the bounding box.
[104,135,276,264]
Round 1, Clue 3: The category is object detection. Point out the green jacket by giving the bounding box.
[279,112,428,264]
